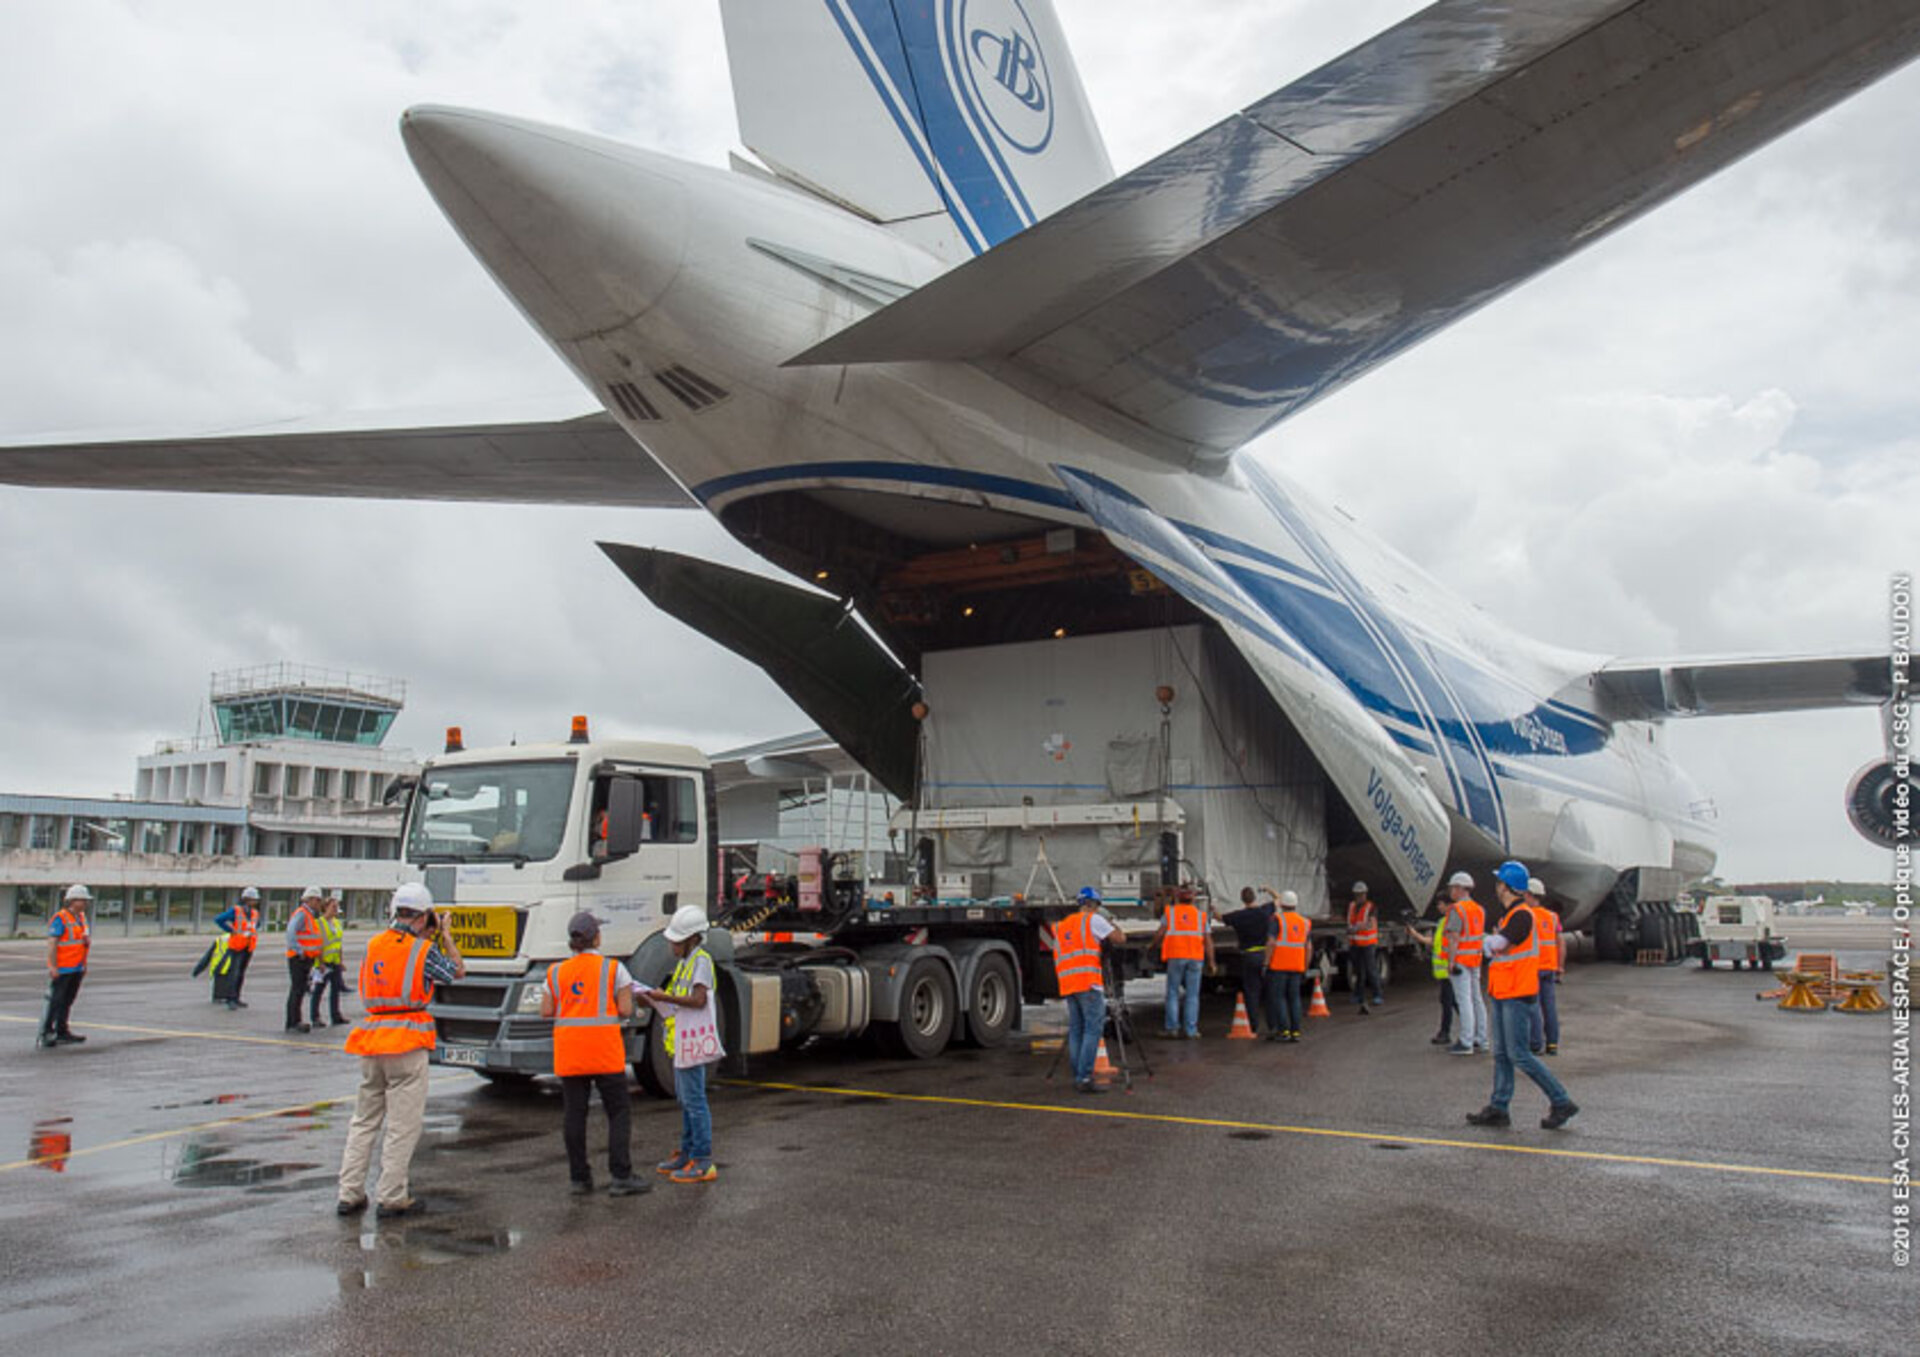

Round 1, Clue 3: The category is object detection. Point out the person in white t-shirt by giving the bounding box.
[646,904,725,1183]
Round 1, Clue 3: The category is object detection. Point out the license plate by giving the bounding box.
[436,1045,486,1068]
[444,906,517,958]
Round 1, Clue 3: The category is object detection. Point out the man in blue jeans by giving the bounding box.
[1467,860,1579,1131]
[1055,888,1118,1093]
[1151,888,1213,1038]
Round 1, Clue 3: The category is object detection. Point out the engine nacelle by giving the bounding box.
[1846,759,1916,850]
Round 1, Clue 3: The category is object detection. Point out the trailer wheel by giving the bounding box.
[960,953,1019,1049]
[876,957,956,1059]
[635,1021,676,1100]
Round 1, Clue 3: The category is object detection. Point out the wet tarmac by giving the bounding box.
[0,921,1909,1355]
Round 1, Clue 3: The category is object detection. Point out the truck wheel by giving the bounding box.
[635,1022,676,1100]
[961,953,1019,1049]
[876,958,956,1059]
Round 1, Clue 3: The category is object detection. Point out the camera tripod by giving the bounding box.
[1044,956,1154,1092]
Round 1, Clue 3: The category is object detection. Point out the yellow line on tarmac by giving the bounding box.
[724,1078,1886,1187]
[0,1011,348,1053]
[0,1095,346,1174]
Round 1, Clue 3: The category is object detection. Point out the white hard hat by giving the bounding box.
[1528,877,1546,896]
[240,886,261,901]
[1448,871,1474,888]
[664,903,709,943]
[64,883,93,902]
[1279,890,1299,909]
[1351,881,1369,895]
[390,882,434,918]
[301,885,324,901]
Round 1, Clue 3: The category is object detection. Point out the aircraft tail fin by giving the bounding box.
[720,0,1112,260]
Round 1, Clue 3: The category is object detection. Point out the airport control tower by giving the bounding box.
[208,663,406,748]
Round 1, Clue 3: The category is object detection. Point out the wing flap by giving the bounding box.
[0,411,695,508]
[1592,653,1893,719]
[792,0,1920,458]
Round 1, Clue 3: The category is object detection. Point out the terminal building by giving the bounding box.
[1,665,419,937]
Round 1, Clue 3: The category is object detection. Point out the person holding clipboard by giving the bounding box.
[641,905,724,1184]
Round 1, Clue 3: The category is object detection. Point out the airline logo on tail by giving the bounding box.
[954,0,1054,153]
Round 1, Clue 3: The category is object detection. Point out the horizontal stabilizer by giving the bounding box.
[1592,653,1893,720]
[0,411,695,508]
[793,0,1920,460]
[599,543,921,798]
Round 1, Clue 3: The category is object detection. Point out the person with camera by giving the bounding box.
[284,886,325,1033]
[336,883,464,1219]
[1053,887,1118,1093]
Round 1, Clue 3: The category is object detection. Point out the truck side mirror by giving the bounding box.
[605,778,646,857]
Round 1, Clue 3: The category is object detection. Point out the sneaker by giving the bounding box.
[1265,1032,1285,1043]
[670,1161,717,1184]
[569,1180,594,1196]
[1465,1106,1512,1128]
[1541,1101,1580,1130]
[1544,1043,1559,1056]
[1076,1081,1106,1096]
[1473,1045,1489,1054]
[56,1033,87,1044]
[35,1033,54,1049]
[286,1023,311,1034]
[374,1199,423,1219]
[1430,1033,1451,1045]
[1185,1031,1202,1041]
[1447,1042,1472,1056]
[1159,1027,1179,1039]
[607,1177,651,1196]
[656,1153,691,1176]
[335,1197,368,1216]
[1357,1005,1370,1016]
[234,1001,249,1009]
[225,1001,240,1011]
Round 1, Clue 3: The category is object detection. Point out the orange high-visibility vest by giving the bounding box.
[1446,898,1485,969]
[1052,912,1103,996]
[227,905,259,953]
[548,953,626,1077]
[345,930,437,1056]
[1532,904,1561,973]
[1347,899,1378,947]
[1160,902,1205,962]
[1487,904,1542,1000]
[1268,910,1311,973]
[52,908,90,971]
[285,904,324,959]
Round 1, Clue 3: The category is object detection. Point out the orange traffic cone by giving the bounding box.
[1307,978,1331,1018]
[1227,995,1257,1039]
[1092,1038,1116,1079]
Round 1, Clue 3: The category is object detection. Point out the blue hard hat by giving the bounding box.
[1495,860,1530,893]
[1078,886,1101,903]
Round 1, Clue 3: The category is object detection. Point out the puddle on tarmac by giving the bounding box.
[169,1136,329,1191]
[349,1223,524,1279]
[29,1119,73,1173]
[150,1093,250,1111]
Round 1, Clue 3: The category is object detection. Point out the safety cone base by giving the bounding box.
[1307,978,1332,1019]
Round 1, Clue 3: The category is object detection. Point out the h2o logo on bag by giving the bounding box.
[952,0,1054,155]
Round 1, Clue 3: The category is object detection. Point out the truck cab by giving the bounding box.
[404,721,714,1084]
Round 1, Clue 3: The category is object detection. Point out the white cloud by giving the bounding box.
[0,1,1910,886]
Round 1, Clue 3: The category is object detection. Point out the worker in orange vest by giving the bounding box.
[39,884,94,1048]
[541,911,647,1197]
[1151,888,1214,1039]
[1443,871,1489,1054]
[1054,887,1117,1093]
[211,885,262,1009]
[1265,890,1313,1042]
[336,883,465,1218]
[284,886,326,1033]
[1345,881,1384,1012]
[1467,861,1578,1131]
[1526,876,1564,1056]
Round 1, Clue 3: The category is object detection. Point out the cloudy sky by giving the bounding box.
[0,1,1910,884]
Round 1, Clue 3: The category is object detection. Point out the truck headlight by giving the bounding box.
[515,984,547,1015]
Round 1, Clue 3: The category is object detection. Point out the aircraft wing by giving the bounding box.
[0,411,695,507]
[1592,653,1894,719]
[793,0,1920,462]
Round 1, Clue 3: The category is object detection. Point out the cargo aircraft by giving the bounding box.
[4,0,1914,935]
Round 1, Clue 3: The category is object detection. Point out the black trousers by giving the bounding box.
[1348,945,1381,1004]
[213,947,252,1002]
[286,956,314,1027]
[43,971,84,1037]
[1238,952,1268,1033]
[310,963,347,1024]
[561,1071,633,1184]
[1436,975,1457,1036]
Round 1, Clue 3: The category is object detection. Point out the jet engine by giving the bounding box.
[1846,758,1915,851]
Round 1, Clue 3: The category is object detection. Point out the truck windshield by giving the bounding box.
[406,760,574,864]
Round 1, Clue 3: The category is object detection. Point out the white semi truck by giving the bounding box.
[406,719,1076,1093]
